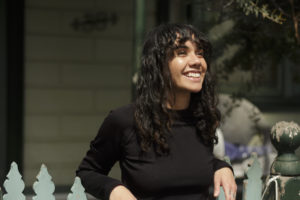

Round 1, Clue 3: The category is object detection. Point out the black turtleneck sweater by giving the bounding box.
[76,104,231,200]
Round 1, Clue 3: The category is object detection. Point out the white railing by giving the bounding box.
[1,121,300,200]
[1,162,87,200]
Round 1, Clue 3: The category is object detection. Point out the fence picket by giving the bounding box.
[32,164,55,200]
[67,177,87,200]
[216,187,226,200]
[2,120,299,199]
[3,162,25,200]
[242,153,263,200]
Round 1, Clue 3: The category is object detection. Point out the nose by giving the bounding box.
[188,53,201,68]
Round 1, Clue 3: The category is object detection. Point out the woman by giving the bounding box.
[77,24,237,200]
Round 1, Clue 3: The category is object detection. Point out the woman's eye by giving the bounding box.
[196,51,204,56]
[177,50,187,55]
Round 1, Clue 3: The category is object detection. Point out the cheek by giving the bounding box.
[201,65,207,80]
[201,60,208,73]
[169,59,184,76]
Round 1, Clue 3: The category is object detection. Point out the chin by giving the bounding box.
[190,87,203,93]
[187,81,204,93]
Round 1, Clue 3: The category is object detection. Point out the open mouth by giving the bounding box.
[185,72,201,78]
[183,72,201,80]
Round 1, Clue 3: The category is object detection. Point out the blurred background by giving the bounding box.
[0,0,299,195]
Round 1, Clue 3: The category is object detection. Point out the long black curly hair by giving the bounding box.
[134,23,220,155]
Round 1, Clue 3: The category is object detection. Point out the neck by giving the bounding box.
[167,91,191,110]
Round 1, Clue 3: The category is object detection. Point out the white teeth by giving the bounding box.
[186,72,200,78]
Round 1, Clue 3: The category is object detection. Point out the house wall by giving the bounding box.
[24,0,156,185]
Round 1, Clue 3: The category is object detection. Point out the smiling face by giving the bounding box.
[168,40,207,97]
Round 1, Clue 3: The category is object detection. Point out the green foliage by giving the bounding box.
[235,0,286,24]
[190,0,300,97]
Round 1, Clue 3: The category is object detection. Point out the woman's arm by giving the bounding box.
[109,186,137,200]
[76,109,136,200]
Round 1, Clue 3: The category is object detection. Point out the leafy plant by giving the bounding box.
[190,0,300,97]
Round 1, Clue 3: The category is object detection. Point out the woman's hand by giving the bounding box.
[109,185,137,200]
[213,167,237,200]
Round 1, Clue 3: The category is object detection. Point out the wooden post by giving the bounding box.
[262,121,300,200]
[131,0,145,100]
[242,153,263,200]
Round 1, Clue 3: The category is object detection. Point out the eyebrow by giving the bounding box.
[174,45,204,52]
[174,45,188,49]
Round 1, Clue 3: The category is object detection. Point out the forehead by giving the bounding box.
[173,33,204,48]
[174,40,204,51]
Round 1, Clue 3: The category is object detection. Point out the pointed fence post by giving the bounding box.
[242,153,263,200]
[32,164,55,200]
[67,177,87,200]
[216,188,226,200]
[3,162,25,200]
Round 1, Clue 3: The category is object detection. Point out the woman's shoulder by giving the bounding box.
[105,103,135,128]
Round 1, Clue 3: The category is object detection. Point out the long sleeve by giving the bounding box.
[76,110,124,200]
[212,157,233,173]
[76,104,235,200]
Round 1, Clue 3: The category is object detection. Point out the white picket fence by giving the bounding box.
[2,121,300,200]
[0,154,261,200]
[2,154,299,200]
[1,162,88,200]
[0,154,263,200]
